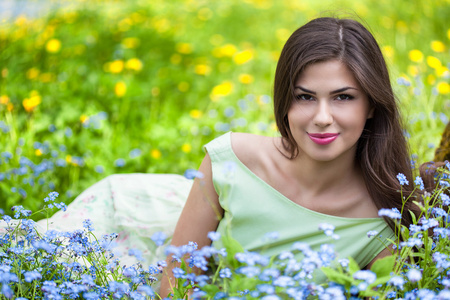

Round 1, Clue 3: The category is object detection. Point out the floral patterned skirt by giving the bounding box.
[36,173,192,267]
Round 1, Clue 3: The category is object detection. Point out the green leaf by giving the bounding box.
[180,259,188,271]
[201,284,220,295]
[348,257,361,274]
[369,275,394,288]
[321,267,353,286]
[412,252,425,259]
[229,276,259,293]
[171,287,186,299]
[370,255,396,278]
[221,234,245,268]
[409,210,418,224]
[360,288,382,298]
[401,225,410,240]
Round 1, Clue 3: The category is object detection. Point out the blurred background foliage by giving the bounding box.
[0,0,449,218]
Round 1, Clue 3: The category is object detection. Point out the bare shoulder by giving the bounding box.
[230,132,271,147]
[230,132,279,168]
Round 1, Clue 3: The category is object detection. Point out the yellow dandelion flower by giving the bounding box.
[118,18,133,31]
[170,54,182,64]
[121,37,140,49]
[233,50,253,65]
[222,44,238,56]
[178,82,189,92]
[407,65,419,77]
[448,29,450,40]
[153,18,170,33]
[125,58,143,71]
[382,45,394,58]
[114,81,127,97]
[427,56,442,69]
[427,74,436,85]
[270,122,278,132]
[1,68,8,78]
[80,114,89,124]
[176,43,192,54]
[130,12,144,23]
[436,66,449,77]
[65,155,72,163]
[26,68,40,80]
[396,20,408,34]
[46,39,61,53]
[210,81,233,101]
[42,26,55,42]
[239,73,254,84]
[198,7,213,21]
[107,60,124,74]
[431,40,446,53]
[408,50,423,62]
[22,92,41,112]
[181,144,192,153]
[212,44,237,58]
[35,149,43,156]
[381,16,393,29]
[15,15,27,26]
[0,95,10,104]
[437,82,450,94]
[152,87,160,96]
[249,0,272,9]
[194,64,211,75]
[7,103,13,111]
[151,149,162,159]
[189,109,203,119]
[39,72,54,83]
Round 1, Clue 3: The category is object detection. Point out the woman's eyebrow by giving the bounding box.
[294,85,358,95]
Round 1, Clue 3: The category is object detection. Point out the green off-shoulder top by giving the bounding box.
[204,132,395,273]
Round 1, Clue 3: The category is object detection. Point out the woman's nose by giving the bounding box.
[313,101,333,127]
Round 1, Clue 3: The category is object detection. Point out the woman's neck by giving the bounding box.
[286,150,363,197]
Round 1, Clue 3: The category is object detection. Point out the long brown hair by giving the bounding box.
[273,17,416,232]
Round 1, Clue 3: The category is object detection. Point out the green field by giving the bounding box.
[0,0,449,217]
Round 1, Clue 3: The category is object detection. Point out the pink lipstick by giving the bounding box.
[308,133,339,145]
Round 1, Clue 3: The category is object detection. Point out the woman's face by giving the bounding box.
[287,59,373,163]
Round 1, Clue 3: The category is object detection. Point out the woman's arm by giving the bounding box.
[159,152,223,298]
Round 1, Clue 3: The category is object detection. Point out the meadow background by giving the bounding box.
[0,0,449,218]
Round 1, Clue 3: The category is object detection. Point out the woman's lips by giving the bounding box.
[308,133,339,145]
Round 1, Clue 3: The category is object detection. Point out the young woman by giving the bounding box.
[159,16,416,296]
[34,16,416,295]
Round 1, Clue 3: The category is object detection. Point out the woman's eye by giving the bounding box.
[336,94,354,101]
[295,94,314,101]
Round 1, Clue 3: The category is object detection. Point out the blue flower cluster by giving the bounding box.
[0,164,449,300]
[0,192,158,299]
[0,138,85,212]
[163,228,346,300]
